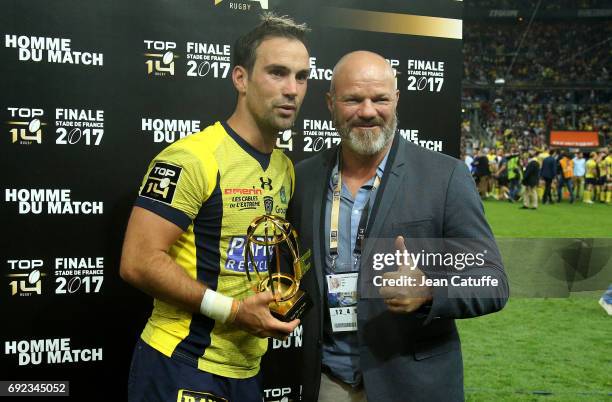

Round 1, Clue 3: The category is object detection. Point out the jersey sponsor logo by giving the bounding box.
[177,389,227,402]
[264,196,273,215]
[223,188,262,195]
[140,162,182,205]
[279,186,287,204]
[225,188,261,210]
[225,236,272,273]
[260,177,273,190]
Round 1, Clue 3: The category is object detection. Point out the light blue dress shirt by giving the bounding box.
[321,149,389,385]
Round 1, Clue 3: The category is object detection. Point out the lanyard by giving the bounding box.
[329,154,381,271]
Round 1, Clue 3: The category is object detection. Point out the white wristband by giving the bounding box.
[200,289,234,323]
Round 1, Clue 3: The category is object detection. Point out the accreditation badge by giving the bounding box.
[326,272,358,332]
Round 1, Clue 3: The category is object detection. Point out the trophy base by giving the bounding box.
[269,289,312,322]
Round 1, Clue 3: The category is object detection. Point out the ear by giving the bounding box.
[395,89,400,104]
[232,65,248,94]
[326,92,334,114]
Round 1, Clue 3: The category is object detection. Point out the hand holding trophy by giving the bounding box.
[244,214,312,322]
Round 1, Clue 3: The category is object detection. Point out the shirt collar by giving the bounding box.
[330,145,390,187]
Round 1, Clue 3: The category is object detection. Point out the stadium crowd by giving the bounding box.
[461,5,610,208]
[462,89,611,151]
[463,146,612,209]
[463,21,611,85]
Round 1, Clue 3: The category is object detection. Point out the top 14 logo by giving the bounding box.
[144,40,178,76]
[7,107,45,144]
[7,259,45,296]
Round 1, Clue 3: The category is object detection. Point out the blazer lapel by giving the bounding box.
[310,148,336,298]
[367,136,409,239]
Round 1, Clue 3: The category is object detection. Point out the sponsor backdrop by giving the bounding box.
[1,0,462,400]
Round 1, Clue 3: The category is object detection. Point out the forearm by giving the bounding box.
[119,207,299,338]
[121,249,206,313]
[119,207,207,313]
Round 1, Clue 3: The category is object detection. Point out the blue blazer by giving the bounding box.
[287,135,509,402]
[540,156,557,180]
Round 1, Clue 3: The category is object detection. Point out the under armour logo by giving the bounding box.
[260,177,273,190]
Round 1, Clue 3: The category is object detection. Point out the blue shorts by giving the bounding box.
[128,338,263,402]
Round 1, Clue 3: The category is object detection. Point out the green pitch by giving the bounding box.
[483,200,612,238]
[459,200,612,401]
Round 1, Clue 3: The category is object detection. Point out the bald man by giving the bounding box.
[288,51,508,402]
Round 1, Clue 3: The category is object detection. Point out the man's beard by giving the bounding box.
[248,96,299,135]
[334,112,397,156]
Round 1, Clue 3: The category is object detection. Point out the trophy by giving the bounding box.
[244,214,312,322]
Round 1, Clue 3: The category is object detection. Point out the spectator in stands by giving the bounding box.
[460,9,610,208]
[463,21,610,85]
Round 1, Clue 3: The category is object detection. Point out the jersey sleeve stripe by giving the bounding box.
[171,176,223,365]
[135,196,192,231]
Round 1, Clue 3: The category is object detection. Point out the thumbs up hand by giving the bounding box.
[379,236,433,313]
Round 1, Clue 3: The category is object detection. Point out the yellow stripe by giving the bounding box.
[321,8,462,39]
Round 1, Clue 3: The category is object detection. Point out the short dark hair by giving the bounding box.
[233,12,310,72]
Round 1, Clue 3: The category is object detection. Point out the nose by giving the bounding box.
[283,76,298,99]
[357,99,377,120]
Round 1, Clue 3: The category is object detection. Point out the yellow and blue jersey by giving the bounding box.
[134,121,294,379]
[586,158,597,179]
